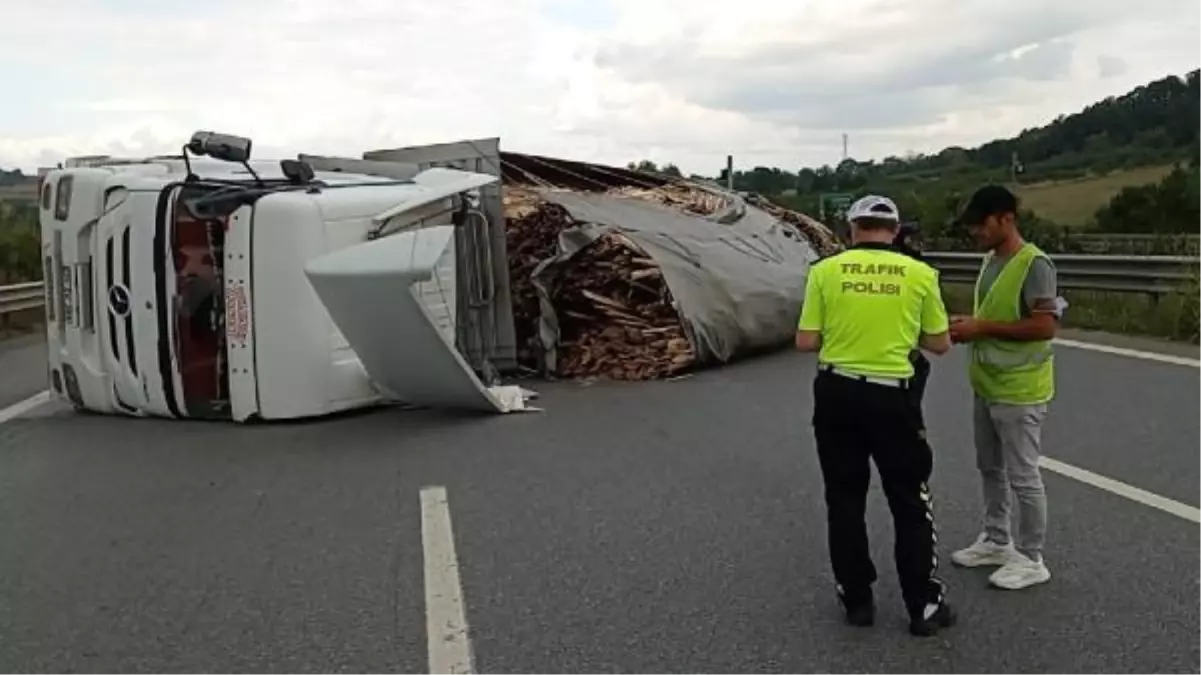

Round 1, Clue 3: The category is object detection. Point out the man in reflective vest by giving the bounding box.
[796,195,955,637]
[947,184,1062,591]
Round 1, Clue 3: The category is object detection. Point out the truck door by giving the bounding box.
[166,184,232,420]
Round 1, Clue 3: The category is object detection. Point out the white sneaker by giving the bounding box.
[989,554,1051,590]
[951,533,1018,568]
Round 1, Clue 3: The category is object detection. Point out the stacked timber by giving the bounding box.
[502,184,835,380]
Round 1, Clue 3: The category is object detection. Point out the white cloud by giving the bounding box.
[0,0,1196,176]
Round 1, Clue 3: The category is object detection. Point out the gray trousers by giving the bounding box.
[973,396,1049,561]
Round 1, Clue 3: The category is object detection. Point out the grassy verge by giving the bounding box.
[941,278,1200,344]
[1015,164,1175,227]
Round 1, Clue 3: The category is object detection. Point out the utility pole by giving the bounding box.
[726,155,734,191]
[842,133,848,161]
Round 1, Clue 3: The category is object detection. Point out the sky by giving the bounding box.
[0,0,1197,176]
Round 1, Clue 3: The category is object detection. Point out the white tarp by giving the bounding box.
[529,190,819,371]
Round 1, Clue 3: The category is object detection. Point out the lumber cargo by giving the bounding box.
[501,173,839,381]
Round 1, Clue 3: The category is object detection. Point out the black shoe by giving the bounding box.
[909,601,956,637]
[838,590,875,627]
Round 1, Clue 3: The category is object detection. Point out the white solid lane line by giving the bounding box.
[1040,456,1201,524]
[421,486,475,675]
[0,390,51,425]
[1054,338,1201,368]
[1046,338,1199,521]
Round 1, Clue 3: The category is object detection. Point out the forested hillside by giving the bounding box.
[0,167,38,204]
[0,168,29,187]
[639,69,1200,240]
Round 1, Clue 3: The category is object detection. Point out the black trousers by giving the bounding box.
[812,369,944,617]
[908,350,931,428]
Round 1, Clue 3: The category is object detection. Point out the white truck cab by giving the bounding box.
[40,133,523,422]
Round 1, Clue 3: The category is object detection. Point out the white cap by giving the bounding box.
[846,195,900,222]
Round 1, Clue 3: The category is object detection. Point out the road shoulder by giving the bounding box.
[1056,327,1199,360]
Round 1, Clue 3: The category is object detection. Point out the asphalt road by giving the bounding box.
[0,332,47,409]
[0,337,1197,673]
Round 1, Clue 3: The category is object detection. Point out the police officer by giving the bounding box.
[795,195,955,637]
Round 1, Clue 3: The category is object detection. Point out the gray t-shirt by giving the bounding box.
[977,254,1059,318]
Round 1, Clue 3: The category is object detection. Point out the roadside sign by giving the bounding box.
[819,193,854,222]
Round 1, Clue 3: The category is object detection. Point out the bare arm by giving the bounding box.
[919,276,951,355]
[979,259,1060,341]
[976,311,1058,341]
[796,270,824,352]
[919,331,951,355]
[795,330,822,352]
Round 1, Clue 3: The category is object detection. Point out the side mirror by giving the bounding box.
[187,131,253,163]
[281,159,315,185]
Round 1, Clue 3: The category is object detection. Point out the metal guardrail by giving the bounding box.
[0,281,46,320]
[925,252,1200,295]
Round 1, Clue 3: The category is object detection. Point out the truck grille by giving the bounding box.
[104,225,138,378]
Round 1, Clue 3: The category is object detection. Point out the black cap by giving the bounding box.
[956,184,1018,226]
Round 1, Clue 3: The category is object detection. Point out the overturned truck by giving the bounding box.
[39,133,836,423]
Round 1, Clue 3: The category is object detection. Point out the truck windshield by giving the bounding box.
[171,185,230,419]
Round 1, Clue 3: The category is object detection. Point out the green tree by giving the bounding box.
[0,199,42,283]
[1094,164,1201,234]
